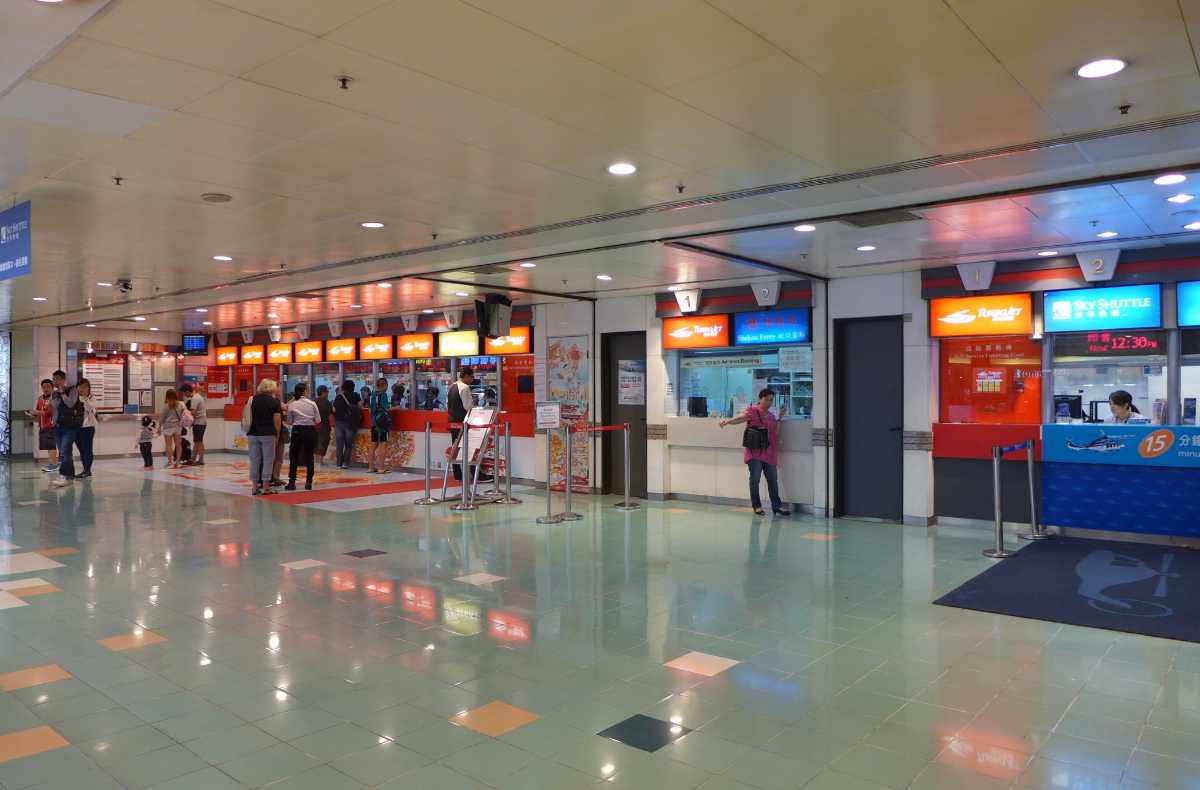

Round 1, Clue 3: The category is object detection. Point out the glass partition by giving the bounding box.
[415,358,452,411]
[677,348,812,419]
[1052,331,1168,423]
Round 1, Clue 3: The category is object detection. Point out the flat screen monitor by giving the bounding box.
[181,334,208,355]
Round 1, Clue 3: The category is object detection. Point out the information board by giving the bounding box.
[535,402,561,430]
[82,360,124,412]
[617,360,645,405]
[777,346,813,373]
[128,357,153,390]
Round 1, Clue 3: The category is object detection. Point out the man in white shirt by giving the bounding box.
[448,368,474,481]
[286,383,321,490]
[180,383,207,466]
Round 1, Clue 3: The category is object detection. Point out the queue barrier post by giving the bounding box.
[496,421,521,504]
[536,428,563,524]
[1017,439,1049,541]
[561,426,583,521]
[983,444,1016,559]
[451,424,477,512]
[614,422,641,512]
[413,420,437,505]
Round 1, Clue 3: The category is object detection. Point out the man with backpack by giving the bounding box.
[368,377,391,474]
[332,380,361,469]
[50,369,83,487]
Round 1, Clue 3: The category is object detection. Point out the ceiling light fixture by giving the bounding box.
[133,316,146,321]
[149,327,160,331]
[1154,173,1187,186]
[1075,58,1126,79]
[1096,230,1119,238]
[350,304,363,308]
[607,162,637,176]
[793,224,816,232]
[421,308,434,314]
[195,308,208,313]
[360,221,385,229]
[202,321,212,326]
[270,324,280,329]
[596,274,612,281]
[856,245,877,252]
[267,313,279,319]
[213,255,232,262]
[1037,250,1058,257]
[519,262,537,268]
[1185,221,1200,231]
[377,282,393,288]
[454,292,469,297]
[1167,193,1195,204]
[32,297,47,302]
[668,285,683,291]
[273,296,286,303]
[85,323,96,328]
[96,281,113,287]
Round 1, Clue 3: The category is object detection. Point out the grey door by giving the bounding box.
[835,316,904,521]
[602,332,647,498]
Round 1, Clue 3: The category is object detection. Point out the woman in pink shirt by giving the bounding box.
[720,388,790,516]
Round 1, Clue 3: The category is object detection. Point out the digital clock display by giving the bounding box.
[1055,331,1166,357]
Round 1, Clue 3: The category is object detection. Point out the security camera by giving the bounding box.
[116,279,134,294]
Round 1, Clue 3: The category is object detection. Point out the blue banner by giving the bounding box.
[1043,283,1161,332]
[733,308,809,345]
[0,202,31,281]
[1043,424,1200,469]
[1179,280,1200,327]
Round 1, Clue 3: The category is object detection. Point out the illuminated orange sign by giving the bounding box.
[267,343,292,363]
[294,341,323,362]
[239,345,265,364]
[358,336,394,360]
[484,325,531,355]
[216,346,238,366]
[325,338,357,361]
[930,293,1033,338]
[395,333,435,358]
[438,330,479,357]
[662,314,730,349]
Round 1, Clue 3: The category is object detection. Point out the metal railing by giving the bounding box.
[984,439,1044,559]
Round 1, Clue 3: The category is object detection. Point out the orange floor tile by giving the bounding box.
[0,727,69,764]
[38,547,80,557]
[798,532,837,542]
[452,700,540,737]
[10,584,61,598]
[0,664,71,692]
[98,630,167,651]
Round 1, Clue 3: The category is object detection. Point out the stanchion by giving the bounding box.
[496,422,521,504]
[1017,439,1049,541]
[451,424,477,512]
[536,428,563,524]
[983,445,1014,559]
[614,422,640,512]
[561,426,582,521]
[414,420,436,505]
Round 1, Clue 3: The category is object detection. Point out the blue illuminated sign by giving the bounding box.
[1043,283,1161,332]
[1043,424,1200,469]
[733,309,809,345]
[1179,281,1200,327]
[0,201,31,282]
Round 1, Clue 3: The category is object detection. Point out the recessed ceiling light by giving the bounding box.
[596,274,612,281]
[133,316,146,321]
[360,221,385,229]
[1096,230,1119,238]
[96,281,113,287]
[377,282,393,288]
[195,308,208,313]
[35,0,67,4]
[267,313,278,319]
[213,255,232,262]
[519,262,537,268]
[454,292,469,297]
[149,327,160,331]
[421,308,434,314]
[1075,58,1126,79]
[350,304,363,308]
[856,245,877,252]
[1037,250,1058,257]
[1185,221,1200,231]
[793,224,816,232]
[668,285,683,291]
[85,324,96,328]
[1154,173,1186,186]
[273,296,286,303]
[202,321,212,326]
[32,297,47,301]
[607,162,637,176]
[1167,193,1195,204]
[270,324,280,329]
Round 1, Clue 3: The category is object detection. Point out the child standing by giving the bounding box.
[138,417,156,470]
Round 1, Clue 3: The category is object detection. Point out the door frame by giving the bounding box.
[600,331,647,497]
[833,315,904,521]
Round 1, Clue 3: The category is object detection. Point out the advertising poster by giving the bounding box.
[617,359,646,405]
[1042,424,1200,469]
[547,336,589,491]
[81,360,124,412]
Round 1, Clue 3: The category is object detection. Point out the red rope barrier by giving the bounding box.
[570,423,627,433]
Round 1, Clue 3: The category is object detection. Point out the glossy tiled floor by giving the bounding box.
[2,458,1200,789]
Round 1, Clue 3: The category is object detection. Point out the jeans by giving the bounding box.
[248,435,277,484]
[747,459,782,511]
[57,427,78,478]
[77,427,95,474]
[288,425,317,485]
[139,442,153,467]
[335,422,356,467]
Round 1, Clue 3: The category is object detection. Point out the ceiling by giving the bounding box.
[5,0,1200,330]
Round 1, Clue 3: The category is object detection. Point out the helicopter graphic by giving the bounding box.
[1075,550,1178,618]
[1065,433,1126,453]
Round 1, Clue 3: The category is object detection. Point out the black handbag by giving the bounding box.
[741,408,769,450]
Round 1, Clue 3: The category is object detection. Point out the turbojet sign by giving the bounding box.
[929,293,1032,337]
[1043,284,1162,333]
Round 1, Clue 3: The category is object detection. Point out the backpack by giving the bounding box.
[180,405,195,429]
[338,393,362,427]
[240,399,253,433]
[55,387,84,429]
[371,392,391,432]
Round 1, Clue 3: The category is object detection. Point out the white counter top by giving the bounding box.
[665,416,813,452]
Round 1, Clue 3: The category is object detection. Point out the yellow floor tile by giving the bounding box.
[664,651,740,677]
[10,584,62,598]
[452,701,540,737]
[98,630,167,651]
[0,726,69,764]
[39,547,80,557]
[799,532,837,542]
[0,664,72,692]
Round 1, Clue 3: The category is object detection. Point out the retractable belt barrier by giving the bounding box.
[984,439,1045,559]
[558,423,640,514]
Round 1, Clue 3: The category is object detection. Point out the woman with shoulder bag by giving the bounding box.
[720,388,790,517]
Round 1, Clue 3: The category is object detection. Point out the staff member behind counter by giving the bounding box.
[1108,389,1150,424]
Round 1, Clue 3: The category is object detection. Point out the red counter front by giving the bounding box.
[933,423,1042,460]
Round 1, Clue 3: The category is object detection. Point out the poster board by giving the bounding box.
[82,359,125,412]
[617,359,646,406]
[547,336,589,492]
[465,406,496,463]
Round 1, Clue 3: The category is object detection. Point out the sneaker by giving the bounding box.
[284,483,296,491]
[42,464,58,472]
[79,472,92,479]
[50,476,71,488]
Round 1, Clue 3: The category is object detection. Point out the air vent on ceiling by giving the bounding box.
[840,209,924,228]
[472,263,518,276]
[201,192,233,203]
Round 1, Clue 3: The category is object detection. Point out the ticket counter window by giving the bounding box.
[282,364,310,398]
[342,362,376,403]
[677,349,812,419]
[458,356,498,407]
[1180,331,1200,424]
[1052,332,1167,423]
[939,337,1041,424]
[415,358,452,411]
[380,361,413,408]
[313,363,341,400]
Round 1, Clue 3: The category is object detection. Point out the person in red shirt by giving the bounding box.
[26,379,58,472]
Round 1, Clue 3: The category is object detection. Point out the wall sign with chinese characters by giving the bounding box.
[733,308,810,345]
[1043,283,1162,332]
[1053,331,1166,358]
